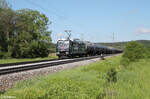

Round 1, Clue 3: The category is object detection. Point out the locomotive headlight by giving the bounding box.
[56,52,60,54]
[66,52,69,54]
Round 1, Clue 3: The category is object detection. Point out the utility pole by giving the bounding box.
[65,30,72,40]
[112,32,115,54]
[81,33,84,41]
[112,32,115,42]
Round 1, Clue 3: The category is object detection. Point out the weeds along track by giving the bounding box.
[0,55,107,75]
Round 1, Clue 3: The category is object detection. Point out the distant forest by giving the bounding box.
[97,40,150,50]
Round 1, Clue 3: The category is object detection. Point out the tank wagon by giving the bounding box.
[56,39,122,58]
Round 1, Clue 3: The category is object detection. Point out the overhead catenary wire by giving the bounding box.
[21,0,90,42]
[25,0,86,29]
[25,0,65,20]
[36,0,68,20]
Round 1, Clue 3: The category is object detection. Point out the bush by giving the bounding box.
[121,41,148,65]
[0,51,11,59]
[11,41,50,58]
[147,49,150,58]
[0,51,4,58]
[106,68,117,83]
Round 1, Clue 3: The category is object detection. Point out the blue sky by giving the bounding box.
[7,0,150,43]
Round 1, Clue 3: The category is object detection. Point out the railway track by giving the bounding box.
[0,55,103,76]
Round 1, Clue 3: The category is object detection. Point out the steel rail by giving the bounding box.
[0,56,100,75]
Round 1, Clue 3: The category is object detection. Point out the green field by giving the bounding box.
[1,55,150,99]
[0,53,58,64]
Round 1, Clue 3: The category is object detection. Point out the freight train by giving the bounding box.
[56,39,122,58]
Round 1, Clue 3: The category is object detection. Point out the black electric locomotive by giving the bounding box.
[56,39,87,58]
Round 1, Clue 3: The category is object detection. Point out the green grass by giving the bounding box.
[2,56,150,99]
[0,53,58,64]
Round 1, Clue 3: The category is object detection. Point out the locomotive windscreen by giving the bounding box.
[57,40,70,51]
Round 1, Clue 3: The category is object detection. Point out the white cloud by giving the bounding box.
[136,28,150,34]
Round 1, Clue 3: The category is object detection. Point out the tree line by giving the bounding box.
[0,0,52,59]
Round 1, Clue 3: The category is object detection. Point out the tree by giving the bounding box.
[0,2,52,58]
[0,0,9,9]
[122,41,148,62]
[11,9,52,58]
[0,0,15,58]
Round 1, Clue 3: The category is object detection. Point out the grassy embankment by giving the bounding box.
[0,53,58,64]
[2,55,150,99]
